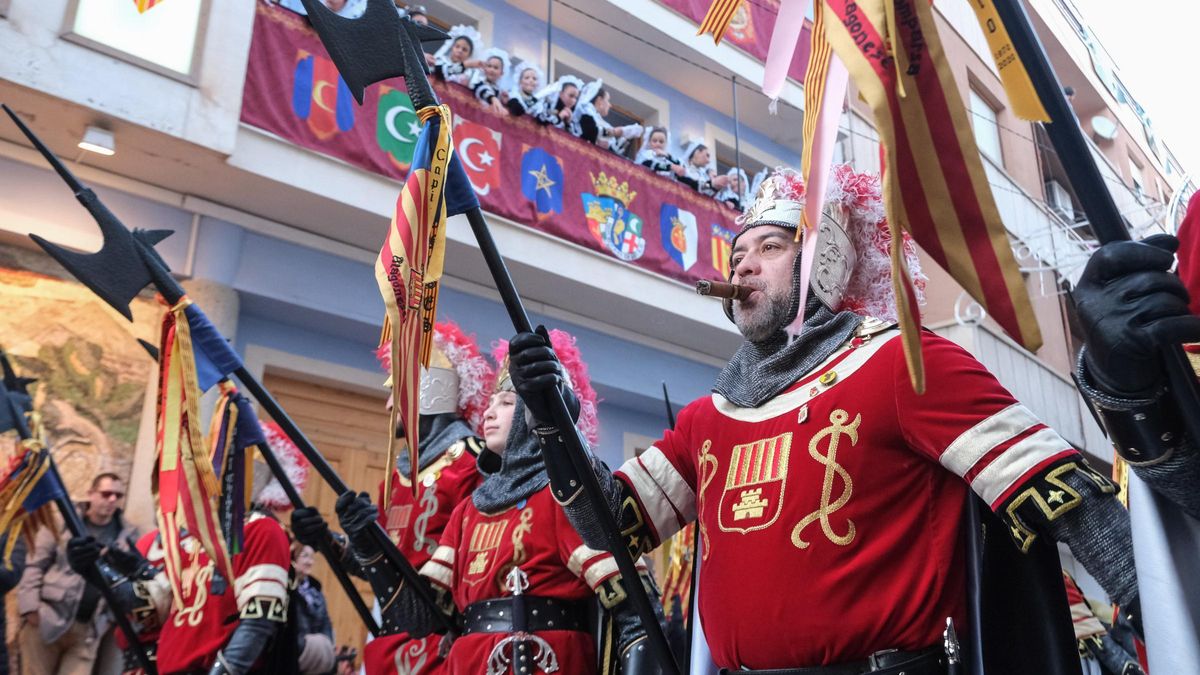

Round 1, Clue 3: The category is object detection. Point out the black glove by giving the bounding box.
[291,506,331,549]
[335,491,378,549]
[1074,235,1200,396]
[66,536,102,578]
[104,538,151,579]
[509,326,580,427]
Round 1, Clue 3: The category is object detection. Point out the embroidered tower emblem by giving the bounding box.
[718,433,792,534]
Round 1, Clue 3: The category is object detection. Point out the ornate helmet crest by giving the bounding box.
[375,321,494,434]
[730,165,926,322]
[253,421,310,511]
[491,330,600,446]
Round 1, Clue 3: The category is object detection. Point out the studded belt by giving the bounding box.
[719,646,946,675]
[463,596,591,635]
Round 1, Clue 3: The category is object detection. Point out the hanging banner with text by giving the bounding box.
[241,3,736,286]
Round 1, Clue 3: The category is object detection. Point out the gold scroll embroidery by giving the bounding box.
[792,409,860,550]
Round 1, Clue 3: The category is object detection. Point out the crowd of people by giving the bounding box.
[273,0,758,212]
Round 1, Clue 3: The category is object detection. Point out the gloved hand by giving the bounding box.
[508,326,580,427]
[1074,234,1200,396]
[65,536,102,577]
[335,491,378,548]
[104,538,151,578]
[290,506,331,549]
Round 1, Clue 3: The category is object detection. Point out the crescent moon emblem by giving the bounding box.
[313,80,336,114]
[385,105,415,143]
[458,137,491,195]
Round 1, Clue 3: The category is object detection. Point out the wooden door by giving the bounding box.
[262,372,391,663]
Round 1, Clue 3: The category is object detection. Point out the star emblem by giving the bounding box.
[407,120,422,137]
[1046,489,1066,505]
[528,163,557,197]
[477,150,495,166]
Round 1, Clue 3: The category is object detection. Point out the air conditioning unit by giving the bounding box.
[1046,179,1075,221]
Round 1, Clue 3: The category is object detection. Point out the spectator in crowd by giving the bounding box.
[397,2,429,24]
[292,541,335,675]
[432,25,483,85]
[17,473,139,675]
[716,167,749,211]
[571,80,643,155]
[678,140,729,196]
[505,61,544,118]
[636,126,686,179]
[470,47,510,116]
[532,75,583,130]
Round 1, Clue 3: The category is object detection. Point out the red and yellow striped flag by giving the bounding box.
[697,0,744,44]
[375,105,454,503]
[133,0,165,13]
[821,0,1042,392]
[155,297,236,608]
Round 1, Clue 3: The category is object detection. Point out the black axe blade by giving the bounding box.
[298,0,446,108]
[0,348,34,419]
[136,339,160,362]
[1,104,174,321]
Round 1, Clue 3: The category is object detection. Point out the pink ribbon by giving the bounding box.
[762,0,811,104]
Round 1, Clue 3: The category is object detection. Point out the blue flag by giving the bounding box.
[184,305,244,392]
[520,147,564,216]
[22,456,65,512]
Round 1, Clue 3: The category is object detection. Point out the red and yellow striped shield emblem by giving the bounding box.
[464,520,509,584]
[718,433,793,534]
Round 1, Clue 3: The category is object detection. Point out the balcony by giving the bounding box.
[933,321,1110,464]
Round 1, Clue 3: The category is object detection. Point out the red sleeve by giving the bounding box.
[1176,190,1200,315]
[894,332,1078,510]
[420,499,465,592]
[614,399,701,547]
[232,517,291,615]
[555,500,645,592]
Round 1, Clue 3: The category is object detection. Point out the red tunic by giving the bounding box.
[615,328,1077,669]
[364,438,483,675]
[421,487,633,675]
[156,514,291,674]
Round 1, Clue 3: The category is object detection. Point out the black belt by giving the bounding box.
[463,596,590,635]
[721,646,946,675]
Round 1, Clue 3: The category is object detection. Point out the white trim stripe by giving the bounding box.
[237,580,289,607]
[420,559,454,589]
[234,564,288,597]
[939,403,1042,477]
[972,427,1071,506]
[431,545,455,566]
[584,558,619,589]
[618,447,695,543]
[567,545,606,577]
[712,330,901,421]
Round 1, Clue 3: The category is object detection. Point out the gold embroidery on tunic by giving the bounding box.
[718,433,792,535]
[496,507,535,593]
[792,409,860,550]
[464,520,508,585]
[697,440,718,560]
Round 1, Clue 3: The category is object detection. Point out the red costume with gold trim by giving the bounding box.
[156,513,291,673]
[421,487,637,675]
[363,439,483,675]
[362,321,492,675]
[615,326,1095,668]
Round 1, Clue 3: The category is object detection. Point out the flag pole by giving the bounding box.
[0,383,158,675]
[990,0,1200,440]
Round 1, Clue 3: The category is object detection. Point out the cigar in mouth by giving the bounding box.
[695,280,753,301]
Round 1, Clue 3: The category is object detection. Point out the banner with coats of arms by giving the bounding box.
[240,3,738,286]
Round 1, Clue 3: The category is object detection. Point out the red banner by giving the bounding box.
[659,0,813,84]
[240,4,736,286]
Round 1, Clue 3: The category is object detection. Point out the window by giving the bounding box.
[1128,156,1145,204]
[66,0,206,78]
[968,88,1003,164]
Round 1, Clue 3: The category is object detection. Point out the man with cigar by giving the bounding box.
[508,166,1139,674]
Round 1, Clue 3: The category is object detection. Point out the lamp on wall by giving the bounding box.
[78,125,115,156]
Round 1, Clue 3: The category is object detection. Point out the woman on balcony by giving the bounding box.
[571,80,642,156]
[470,47,510,116]
[432,25,484,86]
[531,75,583,130]
[506,62,545,118]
